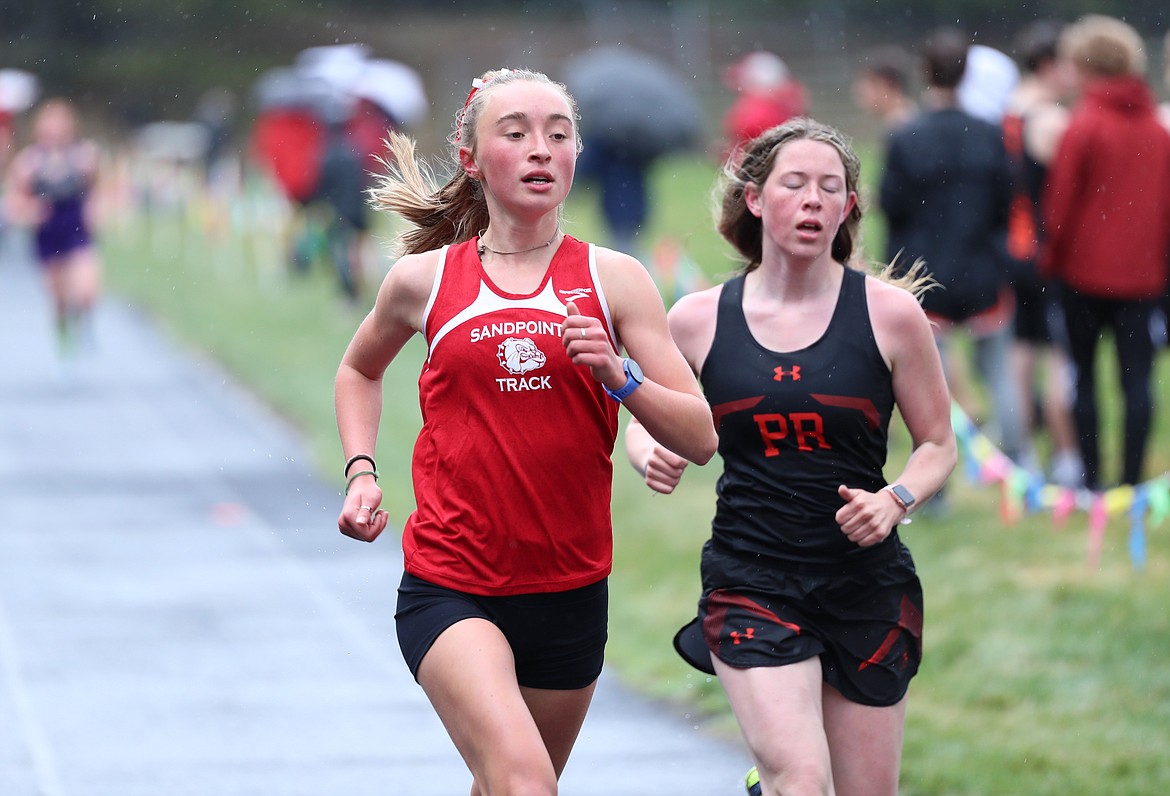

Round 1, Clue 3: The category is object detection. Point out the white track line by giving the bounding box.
[0,589,67,796]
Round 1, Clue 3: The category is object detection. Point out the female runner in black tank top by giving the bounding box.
[626,119,956,796]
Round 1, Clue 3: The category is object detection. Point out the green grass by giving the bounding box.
[103,156,1170,795]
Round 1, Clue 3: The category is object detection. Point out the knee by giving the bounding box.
[476,764,557,796]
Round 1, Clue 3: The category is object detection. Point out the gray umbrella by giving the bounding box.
[564,46,702,161]
[252,66,346,119]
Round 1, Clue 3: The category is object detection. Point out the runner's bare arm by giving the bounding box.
[335,251,437,540]
[624,285,721,491]
[598,249,716,464]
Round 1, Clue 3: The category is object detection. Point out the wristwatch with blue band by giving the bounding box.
[605,358,644,402]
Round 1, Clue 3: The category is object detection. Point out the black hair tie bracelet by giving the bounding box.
[344,454,377,479]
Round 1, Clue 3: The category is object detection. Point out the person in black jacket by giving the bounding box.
[880,27,1025,465]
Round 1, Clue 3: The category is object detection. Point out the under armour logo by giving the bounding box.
[774,365,801,382]
[729,627,755,645]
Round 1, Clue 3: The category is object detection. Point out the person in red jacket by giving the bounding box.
[1041,15,1170,489]
[721,51,808,163]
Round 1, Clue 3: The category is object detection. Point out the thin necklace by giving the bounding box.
[477,226,560,257]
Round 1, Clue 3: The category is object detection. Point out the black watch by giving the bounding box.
[605,358,644,403]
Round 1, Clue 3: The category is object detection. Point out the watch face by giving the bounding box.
[891,484,916,507]
[626,359,644,383]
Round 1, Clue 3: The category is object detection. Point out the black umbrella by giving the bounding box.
[564,46,702,162]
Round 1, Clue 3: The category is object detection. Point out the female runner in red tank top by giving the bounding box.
[334,68,716,795]
[627,119,956,796]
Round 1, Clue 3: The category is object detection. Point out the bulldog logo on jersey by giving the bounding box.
[497,337,546,374]
[495,337,552,392]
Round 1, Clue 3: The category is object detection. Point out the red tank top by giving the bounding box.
[402,235,620,595]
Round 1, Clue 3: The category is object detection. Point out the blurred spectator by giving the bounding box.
[574,138,651,257]
[721,50,808,161]
[1158,29,1170,359]
[1162,29,1170,131]
[193,87,240,242]
[958,44,1020,124]
[310,97,369,302]
[880,27,1024,464]
[1040,15,1170,489]
[1002,20,1081,487]
[133,120,214,218]
[5,98,103,358]
[852,45,918,132]
[249,46,427,302]
[852,45,917,271]
[194,86,238,182]
[0,69,38,173]
[0,68,38,260]
[566,46,702,257]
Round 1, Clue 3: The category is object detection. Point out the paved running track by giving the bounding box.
[0,245,752,795]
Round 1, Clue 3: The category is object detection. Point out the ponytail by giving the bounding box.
[368,132,489,256]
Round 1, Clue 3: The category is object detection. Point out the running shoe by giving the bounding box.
[745,765,761,796]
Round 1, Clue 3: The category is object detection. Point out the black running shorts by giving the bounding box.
[674,544,923,707]
[395,572,608,690]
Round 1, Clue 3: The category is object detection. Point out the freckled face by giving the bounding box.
[460,81,577,217]
[745,139,856,260]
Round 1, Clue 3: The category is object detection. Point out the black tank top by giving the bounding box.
[701,267,898,568]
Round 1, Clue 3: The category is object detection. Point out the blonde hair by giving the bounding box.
[369,68,580,256]
[1059,14,1147,78]
[873,255,936,300]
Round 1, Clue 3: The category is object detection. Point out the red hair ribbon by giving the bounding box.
[454,70,519,143]
[454,77,489,143]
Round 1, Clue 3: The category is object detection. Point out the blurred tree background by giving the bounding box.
[3,0,1167,152]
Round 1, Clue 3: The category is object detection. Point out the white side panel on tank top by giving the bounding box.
[422,242,618,361]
